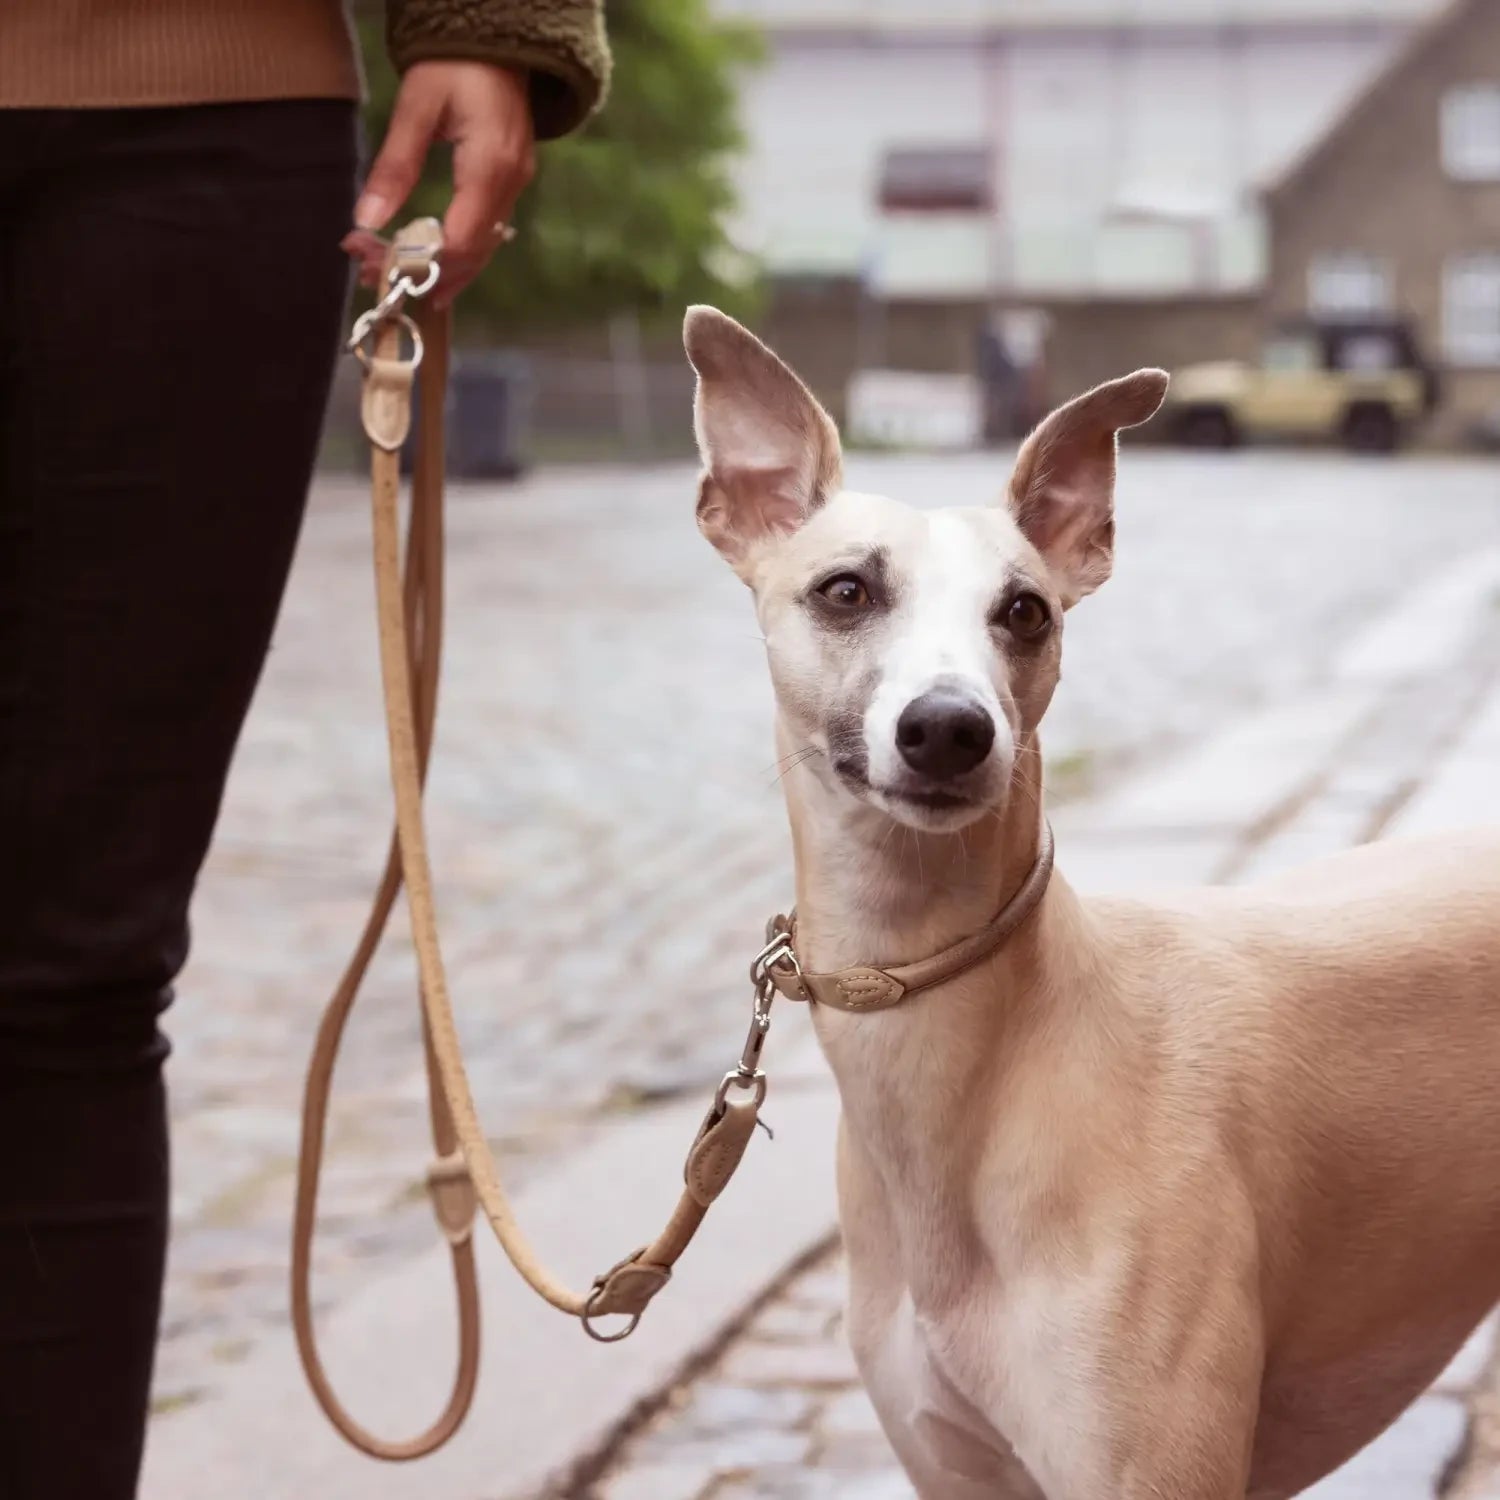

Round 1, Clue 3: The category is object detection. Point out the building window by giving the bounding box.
[1307,253,1392,320]
[1262,332,1322,373]
[878,145,992,213]
[1442,85,1500,181]
[1337,332,1402,372]
[1444,254,1500,366]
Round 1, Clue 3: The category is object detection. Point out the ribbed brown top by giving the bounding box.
[0,1,610,137]
[0,1,363,109]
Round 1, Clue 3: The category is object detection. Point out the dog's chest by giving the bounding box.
[861,1276,1107,1498]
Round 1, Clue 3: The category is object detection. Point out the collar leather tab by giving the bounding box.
[772,821,1055,1013]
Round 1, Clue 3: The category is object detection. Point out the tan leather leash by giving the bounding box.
[290,218,1058,1461]
[291,220,790,1460]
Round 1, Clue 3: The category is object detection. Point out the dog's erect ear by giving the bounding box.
[684,306,843,573]
[1005,369,1168,607]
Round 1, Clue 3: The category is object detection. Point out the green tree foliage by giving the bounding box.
[357,0,763,334]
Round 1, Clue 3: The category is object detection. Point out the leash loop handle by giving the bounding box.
[290,229,480,1458]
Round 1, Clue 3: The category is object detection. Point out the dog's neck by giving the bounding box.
[780,723,1094,1281]
[782,725,1051,979]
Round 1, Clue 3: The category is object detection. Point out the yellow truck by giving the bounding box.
[1164,319,1438,454]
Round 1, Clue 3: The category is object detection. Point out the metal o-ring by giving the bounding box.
[580,1286,642,1344]
[349,311,425,372]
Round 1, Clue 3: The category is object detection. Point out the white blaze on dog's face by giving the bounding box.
[685,306,1167,832]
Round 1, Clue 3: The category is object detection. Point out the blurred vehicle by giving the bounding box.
[1164,318,1440,454]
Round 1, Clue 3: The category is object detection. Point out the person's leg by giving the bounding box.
[0,101,356,1500]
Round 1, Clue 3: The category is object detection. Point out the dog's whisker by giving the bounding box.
[768,745,823,789]
[762,745,820,775]
[769,756,816,785]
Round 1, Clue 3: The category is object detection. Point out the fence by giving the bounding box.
[319,348,699,475]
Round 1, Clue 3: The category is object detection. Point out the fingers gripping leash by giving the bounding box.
[290,220,789,1459]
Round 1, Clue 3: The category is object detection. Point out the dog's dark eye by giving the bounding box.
[1003,592,1051,642]
[817,574,872,609]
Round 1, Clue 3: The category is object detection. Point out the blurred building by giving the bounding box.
[717,0,1437,298]
[714,0,1500,438]
[1264,0,1500,442]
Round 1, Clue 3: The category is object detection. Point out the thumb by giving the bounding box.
[356,84,443,230]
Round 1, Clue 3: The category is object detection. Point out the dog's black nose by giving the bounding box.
[895,690,995,779]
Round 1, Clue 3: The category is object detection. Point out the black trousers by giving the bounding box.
[0,101,357,1499]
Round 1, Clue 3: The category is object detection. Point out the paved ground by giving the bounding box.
[152,449,1500,1466]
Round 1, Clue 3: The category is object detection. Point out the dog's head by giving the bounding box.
[685,306,1166,833]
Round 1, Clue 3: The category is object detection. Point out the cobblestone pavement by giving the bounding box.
[154,451,1500,1412]
[588,1246,880,1500]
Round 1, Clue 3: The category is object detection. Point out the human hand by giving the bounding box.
[343,60,534,308]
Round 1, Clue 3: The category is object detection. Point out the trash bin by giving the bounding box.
[402,351,531,480]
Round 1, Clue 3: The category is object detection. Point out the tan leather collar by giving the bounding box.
[766,821,1055,1012]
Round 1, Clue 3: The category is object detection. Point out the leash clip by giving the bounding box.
[346,261,441,364]
[347,311,425,374]
[714,923,802,1118]
[751,915,804,1003]
[749,918,798,995]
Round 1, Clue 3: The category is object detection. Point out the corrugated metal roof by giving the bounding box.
[716,0,1438,29]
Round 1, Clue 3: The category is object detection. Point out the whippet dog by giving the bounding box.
[683,305,1500,1499]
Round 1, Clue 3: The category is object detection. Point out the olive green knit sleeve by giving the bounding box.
[385,0,609,139]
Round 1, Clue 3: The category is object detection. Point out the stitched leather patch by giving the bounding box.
[362,356,416,452]
[592,1260,671,1316]
[392,216,443,275]
[685,1099,758,1206]
[425,1154,477,1246]
[822,969,904,1011]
